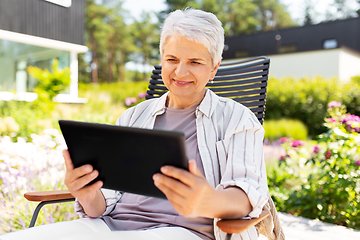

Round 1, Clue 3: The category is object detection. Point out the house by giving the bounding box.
[223,17,360,82]
[0,0,87,102]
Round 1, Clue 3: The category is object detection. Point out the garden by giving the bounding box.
[1,73,360,233]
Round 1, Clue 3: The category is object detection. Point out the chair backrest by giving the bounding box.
[146,56,270,124]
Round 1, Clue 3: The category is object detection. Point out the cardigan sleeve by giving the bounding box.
[216,108,269,218]
[74,189,122,218]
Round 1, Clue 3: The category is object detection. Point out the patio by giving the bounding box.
[259,212,360,240]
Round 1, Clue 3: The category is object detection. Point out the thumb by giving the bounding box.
[188,159,204,178]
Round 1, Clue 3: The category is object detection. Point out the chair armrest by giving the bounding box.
[217,210,270,234]
[24,190,74,202]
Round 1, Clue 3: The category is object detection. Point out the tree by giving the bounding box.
[320,0,360,22]
[253,0,296,31]
[83,0,136,83]
[163,0,296,36]
[303,0,314,25]
[85,0,112,83]
[130,13,160,81]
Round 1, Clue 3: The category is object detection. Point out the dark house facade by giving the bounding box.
[223,17,360,59]
[0,0,87,102]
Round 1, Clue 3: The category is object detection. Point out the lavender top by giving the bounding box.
[101,105,214,240]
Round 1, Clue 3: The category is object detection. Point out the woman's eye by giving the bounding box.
[191,61,201,64]
[167,58,176,62]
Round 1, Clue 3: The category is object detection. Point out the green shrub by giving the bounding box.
[266,76,360,137]
[27,59,71,101]
[264,119,308,141]
[0,101,54,141]
[268,102,360,229]
[78,81,148,105]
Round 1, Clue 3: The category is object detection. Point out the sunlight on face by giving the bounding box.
[161,36,219,109]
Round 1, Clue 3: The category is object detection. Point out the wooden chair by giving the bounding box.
[24,56,271,239]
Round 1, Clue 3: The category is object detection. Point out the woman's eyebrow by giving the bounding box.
[165,54,177,58]
[189,58,206,62]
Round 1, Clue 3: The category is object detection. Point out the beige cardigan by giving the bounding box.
[256,197,286,240]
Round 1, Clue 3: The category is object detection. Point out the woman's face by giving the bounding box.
[161,36,219,108]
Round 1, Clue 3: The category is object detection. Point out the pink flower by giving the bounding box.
[346,124,360,133]
[280,137,287,143]
[342,114,360,124]
[279,155,286,161]
[291,140,306,147]
[312,145,320,154]
[328,101,341,108]
[125,97,137,106]
[138,92,147,99]
[325,150,331,159]
[356,160,360,166]
[328,118,336,123]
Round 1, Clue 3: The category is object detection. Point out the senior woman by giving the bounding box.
[1,9,269,240]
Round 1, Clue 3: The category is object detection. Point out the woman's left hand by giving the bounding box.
[153,159,217,218]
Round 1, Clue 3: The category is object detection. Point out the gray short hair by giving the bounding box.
[160,9,224,67]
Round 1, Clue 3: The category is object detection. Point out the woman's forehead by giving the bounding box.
[163,36,211,59]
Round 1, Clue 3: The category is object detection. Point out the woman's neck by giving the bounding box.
[166,89,206,109]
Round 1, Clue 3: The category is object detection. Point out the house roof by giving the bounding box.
[223,17,360,59]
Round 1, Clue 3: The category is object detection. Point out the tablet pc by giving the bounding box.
[59,120,188,199]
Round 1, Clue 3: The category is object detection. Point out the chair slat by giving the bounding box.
[211,88,266,98]
[149,79,164,85]
[216,64,268,75]
[224,95,266,103]
[147,90,167,96]
[207,76,267,87]
[212,70,269,82]
[246,106,265,113]
[241,100,266,108]
[219,56,269,67]
[152,69,161,75]
[148,85,168,91]
[151,74,162,80]
[210,82,267,94]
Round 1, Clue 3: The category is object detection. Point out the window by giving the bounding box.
[0,39,70,92]
[323,39,338,49]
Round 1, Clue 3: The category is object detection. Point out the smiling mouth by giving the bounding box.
[173,79,192,86]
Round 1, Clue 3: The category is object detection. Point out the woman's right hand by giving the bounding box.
[63,149,106,217]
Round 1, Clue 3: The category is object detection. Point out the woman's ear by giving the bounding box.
[210,61,221,80]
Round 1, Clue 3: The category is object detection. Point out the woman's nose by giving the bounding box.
[174,62,189,78]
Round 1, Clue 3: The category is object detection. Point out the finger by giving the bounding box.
[66,164,94,184]
[75,180,103,197]
[188,159,205,178]
[63,149,74,172]
[153,174,190,197]
[154,176,187,203]
[68,169,99,192]
[160,166,196,186]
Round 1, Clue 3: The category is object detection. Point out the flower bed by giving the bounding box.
[0,129,78,233]
[269,101,360,229]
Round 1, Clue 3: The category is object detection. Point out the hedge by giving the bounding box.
[265,76,360,137]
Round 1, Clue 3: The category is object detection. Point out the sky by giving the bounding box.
[122,0,167,22]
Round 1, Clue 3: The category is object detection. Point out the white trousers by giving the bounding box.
[0,218,203,240]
